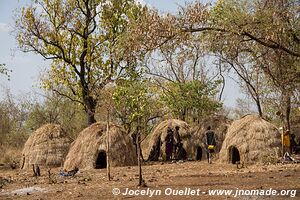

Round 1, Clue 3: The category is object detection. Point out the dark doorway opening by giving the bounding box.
[196,146,202,161]
[95,150,107,169]
[229,146,240,164]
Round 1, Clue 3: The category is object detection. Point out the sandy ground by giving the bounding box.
[0,161,300,200]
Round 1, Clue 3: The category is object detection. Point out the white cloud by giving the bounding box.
[0,22,11,33]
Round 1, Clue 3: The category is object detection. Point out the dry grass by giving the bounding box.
[142,119,195,160]
[1,162,300,200]
[0,146,22,165]
[21,124,71,170]
[192,115,232,158]
[63,121,137,171]
[219,115,281,164]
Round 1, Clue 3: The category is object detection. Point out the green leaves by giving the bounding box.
[160,80,222,121]
[113,78,150,122]
[15,0,146,123]
[112,74,162,134]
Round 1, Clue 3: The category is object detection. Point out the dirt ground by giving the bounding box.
[0,161,299,200]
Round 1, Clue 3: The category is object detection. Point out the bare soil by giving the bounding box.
[0,161,299,200]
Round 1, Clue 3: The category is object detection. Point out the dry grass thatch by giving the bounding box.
[21,124,71,170]
[63,121,137,171]
[291,115,300,139]
[143,119,195,160]
[219,115,281,164]
[192,115,232,157]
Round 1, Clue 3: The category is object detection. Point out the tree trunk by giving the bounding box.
[80,13,96,126]
[255,96,263,118]
[84,95,97,125]
[106,109,111,181]
[282,91,291,131]
[218,62,226,101]
[284,95,291,131]
[136,126,143,186]
[281,92,292,153]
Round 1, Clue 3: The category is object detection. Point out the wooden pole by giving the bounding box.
[136,117,146,187]
[106,108,111,181]
[137,125,143,186]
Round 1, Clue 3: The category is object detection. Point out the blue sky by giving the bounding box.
[0,0,48,95]
[0,0,241,108]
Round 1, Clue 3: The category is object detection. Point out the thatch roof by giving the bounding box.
[193,115,232,154]
[63,122,137,171]
[21,124,71,169]
[143,119,195,161]
[219,115,281,164]
[291,115,300,139]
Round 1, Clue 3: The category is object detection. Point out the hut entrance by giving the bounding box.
[229,146,240,164]
[95,150,107,169]
[196,146,202,161]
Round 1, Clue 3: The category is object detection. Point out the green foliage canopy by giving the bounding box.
[160,80,222,121]
[15,0,146,124]
[113,76,157,133]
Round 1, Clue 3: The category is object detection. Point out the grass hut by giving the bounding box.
[21,124,71,170]
[63,122,137,171]
[143,119,195,161]
[291,115,300,139]
[192,115,232,161]
[219,115,281,164]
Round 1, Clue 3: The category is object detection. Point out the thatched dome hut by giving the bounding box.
[291,115,300,139]
[143,119,195,161]
[63,122,137,171]
[219,115,281,164]
[21,124,71,170]
[192,115,232,161]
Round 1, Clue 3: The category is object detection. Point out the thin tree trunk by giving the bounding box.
[282,91,291,131]
[106,109,111,181]
[226,60,264,117]
[255,96,263,118]
[136,121,145,187]
[218,61,225,101]
[136,125,143,186]
[285,96,291,131]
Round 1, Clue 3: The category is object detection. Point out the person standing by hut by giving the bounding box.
[205,126,216,163]
[282,129,291,155]
[165,127,174,161]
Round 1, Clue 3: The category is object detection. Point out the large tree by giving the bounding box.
[130,0,300,125]
[207,0,300,128]
[15,0,145,125]
[128,0,300,73]
[142,34,222,122]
